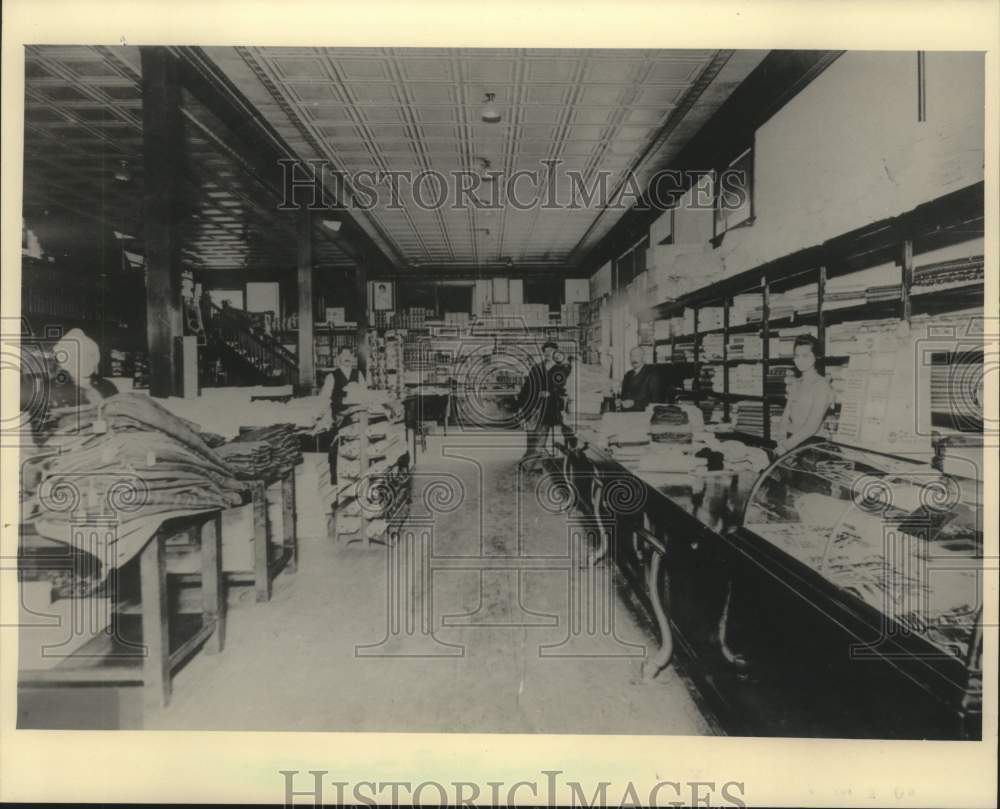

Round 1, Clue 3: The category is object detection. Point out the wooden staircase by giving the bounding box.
[202,303,298,387]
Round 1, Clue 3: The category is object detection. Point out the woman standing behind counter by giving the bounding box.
[774,334,833,457]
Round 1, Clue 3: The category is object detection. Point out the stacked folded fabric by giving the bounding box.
[217,440,274,480]
[648,404,703,444]
[765,365,794,398]
[23,393,248,569]
[865,283,902,303]
[234,423,302,470]
[733,401,766,437]
[727,334,762,360]
[699,364,721,392]
[912,256,983,288]
[672,340,696,362]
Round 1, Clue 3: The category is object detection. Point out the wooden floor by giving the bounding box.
[131,431,715,733]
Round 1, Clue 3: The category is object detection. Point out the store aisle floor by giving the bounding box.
[148,433,714,734]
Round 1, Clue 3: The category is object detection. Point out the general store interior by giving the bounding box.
[17,47,985,737]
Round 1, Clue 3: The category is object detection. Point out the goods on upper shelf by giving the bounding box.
[365,329,403,396]
[485,303,552,328]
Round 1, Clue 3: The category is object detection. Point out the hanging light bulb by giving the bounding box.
[480,92,501,124]
[113,160,132,183]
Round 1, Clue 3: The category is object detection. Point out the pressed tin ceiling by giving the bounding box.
[22,45,768,275]
[204,47,768,273]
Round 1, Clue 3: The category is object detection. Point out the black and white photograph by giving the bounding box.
[2,1,997,806]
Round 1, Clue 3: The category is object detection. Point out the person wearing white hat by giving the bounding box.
[43,328,118,426]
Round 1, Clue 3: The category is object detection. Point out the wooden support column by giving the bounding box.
[140,47,185,398]
[297,209,315,391]
[355,253,368,375]
[901,238,914,324]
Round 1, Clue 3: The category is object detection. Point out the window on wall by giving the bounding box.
[656,208,675,245]
[612,236,650,292]
[713,146,754,244]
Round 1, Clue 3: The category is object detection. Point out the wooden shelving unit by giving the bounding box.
[650,182,985,445]
[334,409,411,548]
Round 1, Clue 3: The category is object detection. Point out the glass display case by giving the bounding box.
[743,440,982,664]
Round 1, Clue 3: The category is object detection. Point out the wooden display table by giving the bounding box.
[18,509,226,722]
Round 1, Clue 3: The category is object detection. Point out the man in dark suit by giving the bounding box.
[619,346,662,412]
[517,341,568,470]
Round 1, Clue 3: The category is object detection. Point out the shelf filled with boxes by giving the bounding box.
[365,329,404,396]
[648,182,984,449]
[314,328,359,380]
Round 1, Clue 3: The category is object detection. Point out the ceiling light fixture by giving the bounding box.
[321,218,342,233]
[113,160,132,183]
[480,92,501,124]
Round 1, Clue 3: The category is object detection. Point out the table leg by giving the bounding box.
[443,393,451,436]
[252,480,271,603]
[588,465,609,567]
[200,512,225,653]
[282,471,298,574]
[717,579,749,669]
[140,531,171,713]
[641,547,674,681]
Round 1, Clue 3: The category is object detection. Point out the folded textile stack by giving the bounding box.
[700,365,721,392]
[217,440,274,480]
[912,256,983,289]
[865,283,902,303]
[728,334,762,359]
[765,364,794,398]
[234,423,302,471]
[159,388,331,441]
[672,340,696,362]
[648,403,704,445]
[199,431,228,448]
[823,287,867,308]
[23,393,248,569]
[733,401,766,437]
[600,411,652,447]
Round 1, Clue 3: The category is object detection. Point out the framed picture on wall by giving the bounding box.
[492,277,509,304]
[372,281,395,311]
